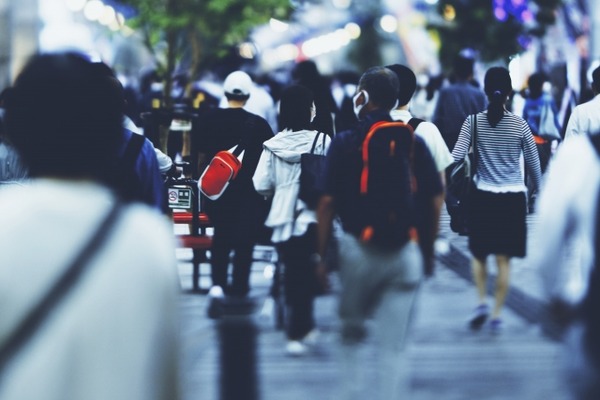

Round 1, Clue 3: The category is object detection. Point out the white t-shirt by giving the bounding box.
[390,109,453,172]
[0,180,180,400]
[564,95,600,140]
[531,136,600,304]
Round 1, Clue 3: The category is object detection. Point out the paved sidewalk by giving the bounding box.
[176,209,571,400]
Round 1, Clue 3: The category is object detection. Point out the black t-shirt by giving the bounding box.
[321,109,443,238]
[193,107,273,220]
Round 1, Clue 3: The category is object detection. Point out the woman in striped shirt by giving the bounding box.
[452,67,542,333]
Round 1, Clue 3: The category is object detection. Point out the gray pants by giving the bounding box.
[336,233,423,400]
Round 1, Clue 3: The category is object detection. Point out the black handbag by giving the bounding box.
[446,114,477,235]
[299,132,327,209]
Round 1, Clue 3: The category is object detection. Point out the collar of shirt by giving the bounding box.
[389,109,412,122]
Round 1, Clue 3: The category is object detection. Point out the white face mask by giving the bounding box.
[353,90,369,120]
[310,102,316,123]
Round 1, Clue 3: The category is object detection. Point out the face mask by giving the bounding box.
[353,90,369,120]
[310,103,316,122]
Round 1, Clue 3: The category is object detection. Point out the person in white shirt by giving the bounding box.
[386,64,454,185]
[0,52,180,400]
[530,134,600,398]
[564,66,600,140]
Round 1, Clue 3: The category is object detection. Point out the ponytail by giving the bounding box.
[487,90,505,127]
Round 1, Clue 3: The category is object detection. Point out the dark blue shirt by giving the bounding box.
[321,109,443,238]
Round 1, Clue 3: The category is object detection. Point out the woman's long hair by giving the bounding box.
[278,84,314,132]
[484,67,512,128]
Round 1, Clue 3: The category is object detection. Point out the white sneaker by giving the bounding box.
[285,340,308,357]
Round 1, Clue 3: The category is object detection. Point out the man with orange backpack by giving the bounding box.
[315,66,444,399]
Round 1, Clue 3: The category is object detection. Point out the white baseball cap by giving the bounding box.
[223,71,252,96]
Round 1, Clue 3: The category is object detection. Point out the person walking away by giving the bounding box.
[387,63,453,260]
[0,52,180,400]
[316,66,444,399]
[253,85,331,356]
[530,132,600,399]
[522,72,561,212]
[195,70,274,298]
[452,67,542,333]
[432,54,487,151]
[522,72,561,173]
[564,65,600,140]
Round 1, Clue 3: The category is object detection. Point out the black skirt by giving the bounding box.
[468,188,527,258]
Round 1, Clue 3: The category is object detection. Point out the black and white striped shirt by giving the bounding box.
[452,111,542,193]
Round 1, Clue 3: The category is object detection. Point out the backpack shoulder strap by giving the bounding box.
[121,131,145,169]
[0,201,124,372]
[407,117,424,131]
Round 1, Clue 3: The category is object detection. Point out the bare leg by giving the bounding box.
[492,255,511,319]
[471,256,488,305]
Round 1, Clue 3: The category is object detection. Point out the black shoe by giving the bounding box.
[469,304,489,330]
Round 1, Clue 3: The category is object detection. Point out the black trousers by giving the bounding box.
[210,220,255,297]
[277,224,318,340]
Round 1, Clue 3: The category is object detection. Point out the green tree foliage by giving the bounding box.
[121,0,291,104]
[429,0,526,71]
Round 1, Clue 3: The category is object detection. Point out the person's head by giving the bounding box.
[592,65,600,94]
[385,64,417,107]
[4,52,122,180]
[353,66,400,120]
[453,55,475,81]
[484,66,512,127]
[223,71,252,102]
[292,60,321,86]
[527,72,547,99]
[278,84,315,131]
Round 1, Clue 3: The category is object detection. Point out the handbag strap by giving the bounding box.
[309,131,326,155]
[0,200,124,373]
[471,114,478,174]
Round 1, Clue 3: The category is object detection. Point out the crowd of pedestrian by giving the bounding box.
[0,47,599,400]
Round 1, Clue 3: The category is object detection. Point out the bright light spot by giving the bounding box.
[302,29,351,58]
[239,42,256,59]
[65,0,87,12]
[263,264,276,280]
[83,0,105,21]
[380,14,398,33]
[276,44,299,61]
[424,0,438,4]
[494,7,508,21]
[345,22,361,40]
[99,5,116,26]
[269,18,289,33]
[443,5,456,21]
[332,0,351,9]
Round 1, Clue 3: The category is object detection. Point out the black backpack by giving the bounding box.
[356,120,417,249]
[581,134,600,367]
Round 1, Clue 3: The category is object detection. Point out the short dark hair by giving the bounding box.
[386,64,417,106]
[4,52,122,179]
[279,84,314,131]
[592,66,600,93]
[358,66,399,111]
[453,55,474,80]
